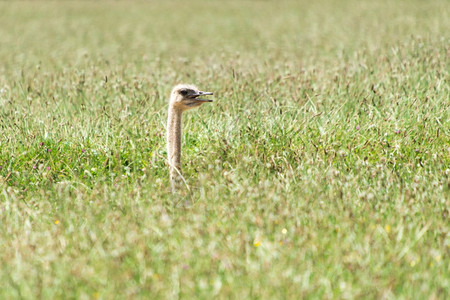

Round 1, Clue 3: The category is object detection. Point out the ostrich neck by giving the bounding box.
[167,106,183,176]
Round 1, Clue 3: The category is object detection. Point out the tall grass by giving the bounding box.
[0,0,449,298]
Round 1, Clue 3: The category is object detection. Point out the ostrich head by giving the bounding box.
[169,84,213,111]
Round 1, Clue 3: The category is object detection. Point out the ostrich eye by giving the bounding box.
[180,89,188,96]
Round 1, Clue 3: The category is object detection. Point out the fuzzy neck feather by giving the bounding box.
[167,105,183,190]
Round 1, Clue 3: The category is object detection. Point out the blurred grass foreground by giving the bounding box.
[0,0,449,299]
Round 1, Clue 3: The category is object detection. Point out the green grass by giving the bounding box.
[0,0,449,298]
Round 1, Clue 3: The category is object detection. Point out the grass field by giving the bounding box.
[0,0,449,298]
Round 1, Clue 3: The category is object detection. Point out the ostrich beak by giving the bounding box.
[189,91,214,102]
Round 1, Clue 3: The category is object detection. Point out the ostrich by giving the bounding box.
[167,84,213,192]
